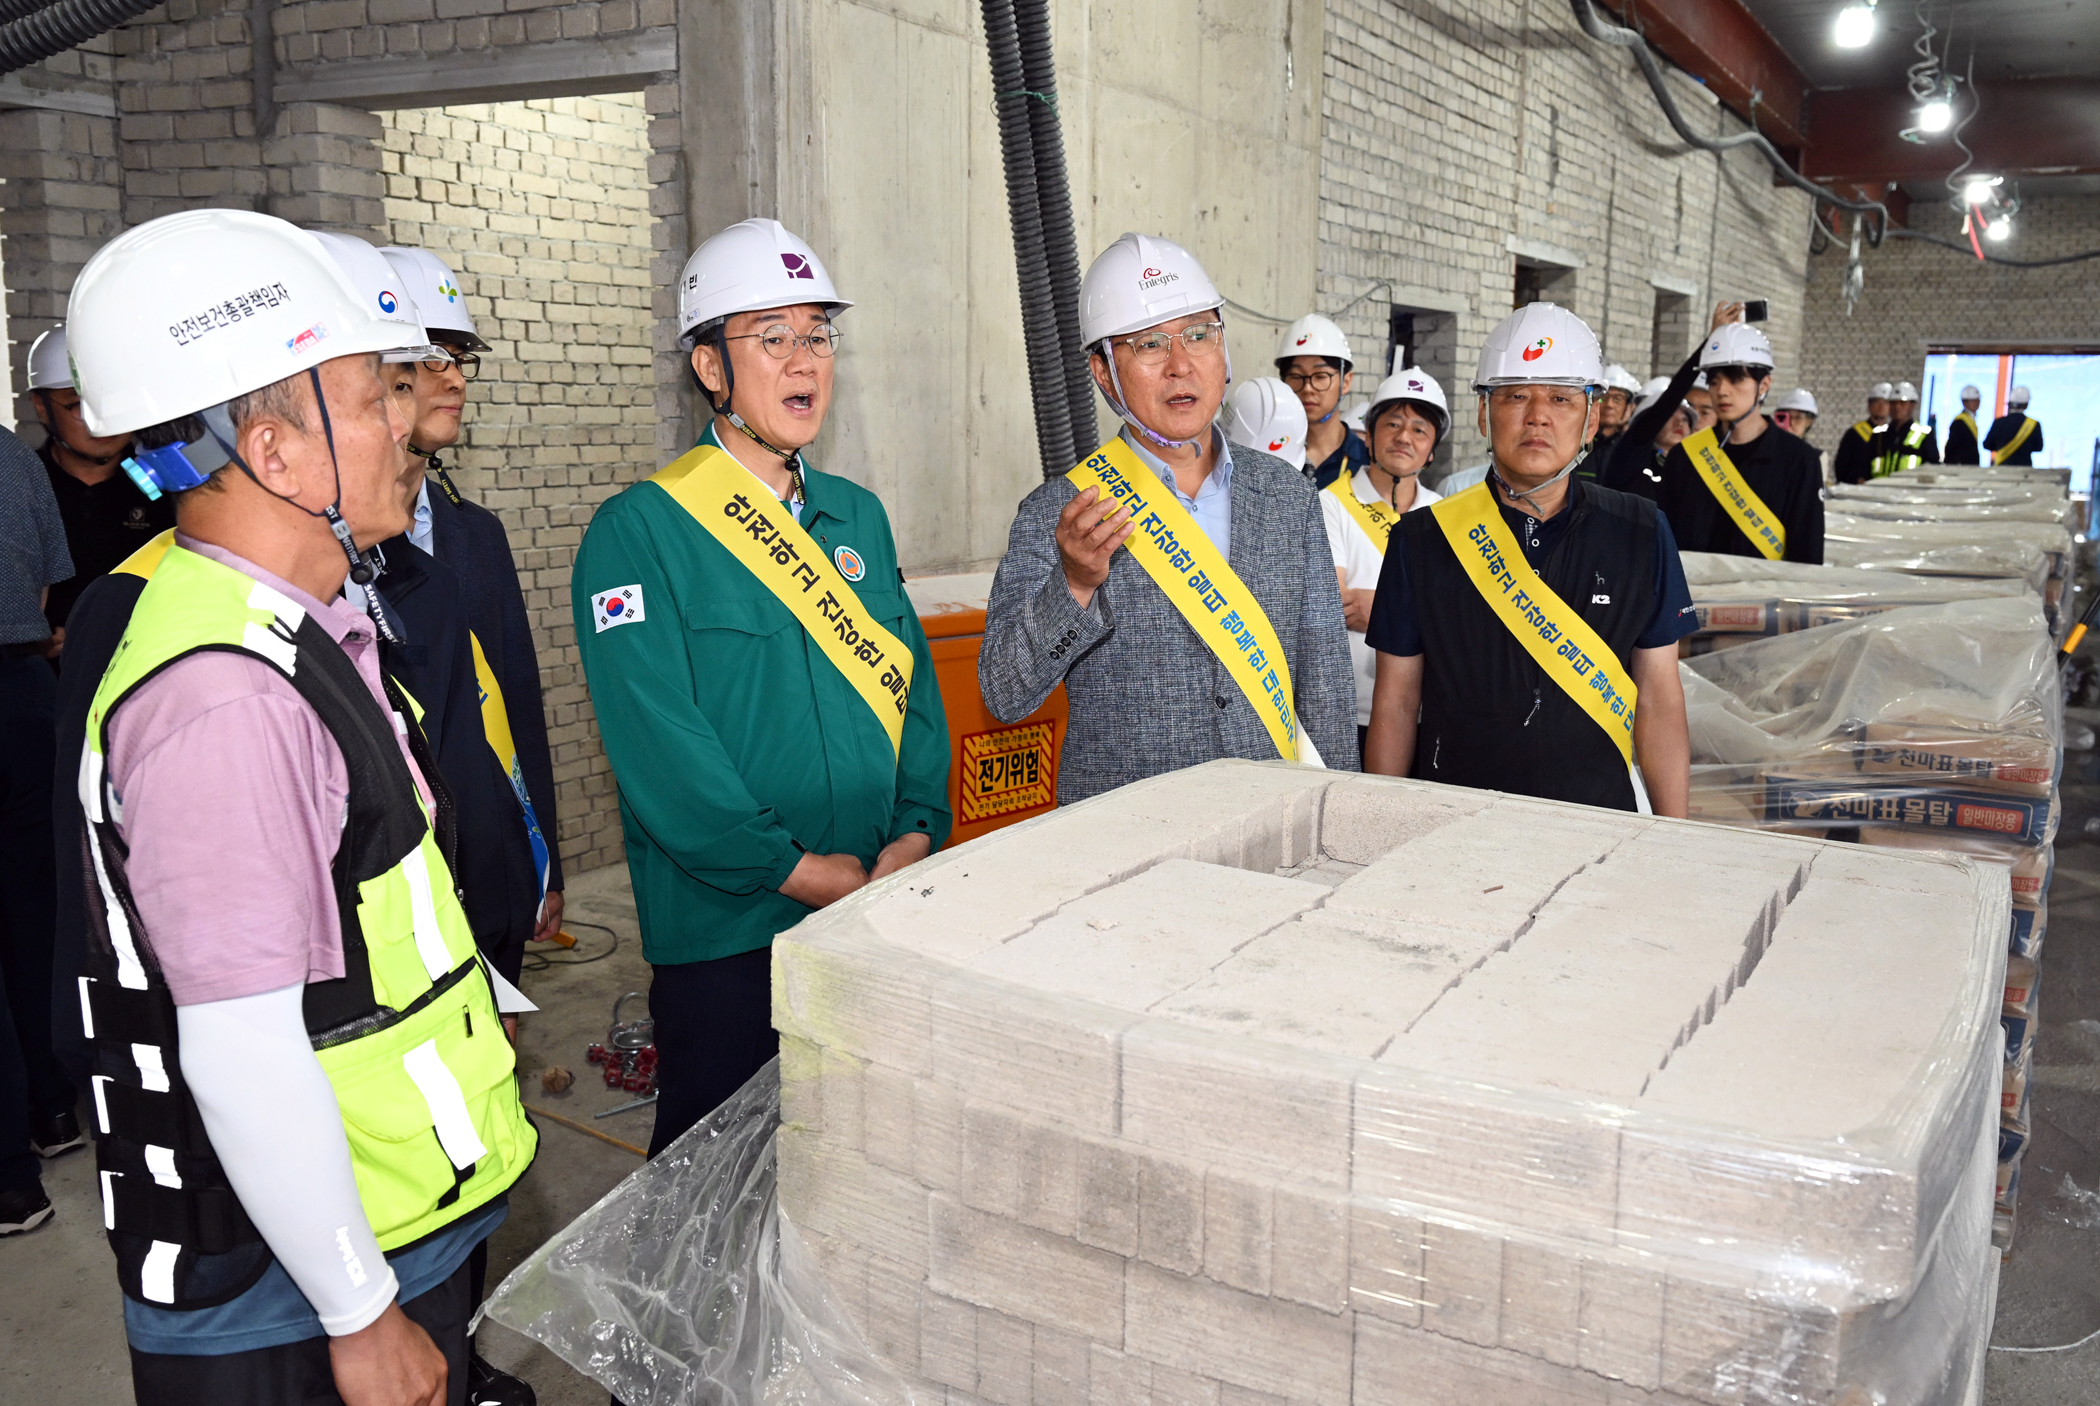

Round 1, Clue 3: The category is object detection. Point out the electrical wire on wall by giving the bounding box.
[1568,0,2100,271]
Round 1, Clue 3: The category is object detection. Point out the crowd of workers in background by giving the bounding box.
[0,202,2056,1406]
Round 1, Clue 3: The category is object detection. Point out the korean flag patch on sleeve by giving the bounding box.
[592,585,646,632]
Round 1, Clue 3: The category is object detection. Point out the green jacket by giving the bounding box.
[573,430,951,964]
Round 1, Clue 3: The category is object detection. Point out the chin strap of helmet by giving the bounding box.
[702,324,806,508]
[1097,323,1236,455]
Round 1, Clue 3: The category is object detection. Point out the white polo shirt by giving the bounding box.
[1319,469,1440,726]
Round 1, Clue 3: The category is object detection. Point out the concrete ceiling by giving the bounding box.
[1738,0,2100,88]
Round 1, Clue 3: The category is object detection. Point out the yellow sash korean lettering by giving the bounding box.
[650,445,912,756]
[1325,469,1402,550]
[1993,417,2038,465]
[1429,481,1638,766]
[1679,426,1784,560]
[1067,439,1302,761]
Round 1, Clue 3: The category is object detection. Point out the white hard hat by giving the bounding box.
[1220,377,1309,467]
[1274,314,1351,370]
[379,245,488,352]
[68,209,434,439]
[1474,302,1603,391]
[1697,323,1774,372]
[1868,382,1894,400]
[1634,374,1672,415]
[1691,372,1709,390]
[1079,232,1224,346]
[1960,384,1982,400]
[27,325,70,391]
[2008,385,2031,407]
[1601,364,1643,395]
[311,233,446,365]
[1892,381,1919,401]
[1341,399,1369,433]
[1363,366,1451,442]
[677,218,851,345]
[1774,387,1819,415]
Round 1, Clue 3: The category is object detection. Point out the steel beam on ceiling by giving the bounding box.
[1606,0,1810,153]
[1803,79,2100,184]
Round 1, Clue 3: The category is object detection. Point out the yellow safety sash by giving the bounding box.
[1851,421,1875,443]
[468,633,553,906]
[1954,411,1977,440]
[1993,417,2038,465]
[1067,438,1301,761]
[650,445,911,755]
[1679,426,1785,560]
[1325,469,1402,550]
[1429,481,1637,767]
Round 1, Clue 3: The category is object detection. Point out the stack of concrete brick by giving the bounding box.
[1682,595,2059,1246]
[773,761,2006,1405]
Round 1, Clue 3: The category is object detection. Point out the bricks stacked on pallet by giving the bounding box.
[1683,583,2062,1249]
[772,760,2007,1405]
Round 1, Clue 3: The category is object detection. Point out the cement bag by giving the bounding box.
[475,1059,918,1406]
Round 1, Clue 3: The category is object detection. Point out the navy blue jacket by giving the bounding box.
[424,467,563,899]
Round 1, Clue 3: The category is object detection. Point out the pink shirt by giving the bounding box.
[105,536,427,1006]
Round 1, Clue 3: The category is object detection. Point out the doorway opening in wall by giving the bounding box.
[370,92,658,873]
[1650,290,1693,379]
[1921,346,2100,487]
[1385,304,1461,484]
[1514,258,1575,311]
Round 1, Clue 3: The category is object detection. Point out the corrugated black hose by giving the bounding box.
[0,0,60,25]
[0,0,162,74]
[1013,0,1096,467]
[981,0,1077,481]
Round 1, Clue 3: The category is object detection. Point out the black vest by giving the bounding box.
[82,611,460,1310]
[1399,482,1659,810]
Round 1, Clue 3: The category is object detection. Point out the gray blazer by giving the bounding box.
[979,441,1359,803]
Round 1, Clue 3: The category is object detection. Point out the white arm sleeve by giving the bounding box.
[176,984,400,1335]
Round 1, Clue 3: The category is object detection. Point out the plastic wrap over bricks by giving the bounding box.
[773,761,2008,1406]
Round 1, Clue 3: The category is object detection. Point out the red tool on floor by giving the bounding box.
[584,991,657,1105]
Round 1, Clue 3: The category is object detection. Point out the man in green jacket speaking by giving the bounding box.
[573,219,951,1153]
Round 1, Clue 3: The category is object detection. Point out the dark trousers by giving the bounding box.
[0,654,67,1190]
[130,1253,473,1405]
[646,946,778,1157]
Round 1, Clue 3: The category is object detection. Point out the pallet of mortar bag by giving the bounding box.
[772,760,2008,1406]
[1830,482,2074,526]
[1676,553,2028,658]
[1820,515,2067,608]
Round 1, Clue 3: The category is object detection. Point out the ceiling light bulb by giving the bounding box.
[1963,179,1997,205]
[1833,3,1877,48]
[1917,98,1952,132]
[1986,218,2012,242]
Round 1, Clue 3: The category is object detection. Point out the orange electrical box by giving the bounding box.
[909,573,1068,849]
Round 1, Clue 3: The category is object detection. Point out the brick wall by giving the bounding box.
[1315,0,1814,473]
[1798,194,2100,434]
[375,93,659,874]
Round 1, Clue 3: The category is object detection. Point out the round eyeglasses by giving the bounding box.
[724,324,841,359]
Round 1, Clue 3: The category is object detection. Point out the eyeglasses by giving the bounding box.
[1116,321,1226,365]
[420,352,481,381]
[1280,367,1338,392]
[724,324,841,359]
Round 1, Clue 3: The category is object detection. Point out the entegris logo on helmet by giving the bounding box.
[1138,267,1180,291]
[377,290,398,314]
[833,545,866,581]
[1521,336,1553,362]
[781,253,815,280]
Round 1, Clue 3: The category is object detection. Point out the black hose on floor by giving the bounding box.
[981,0,1078,481]
[0,0,161,75]
[1014,0,1097,467]
[0,0,60,26]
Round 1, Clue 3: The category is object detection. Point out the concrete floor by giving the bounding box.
[4,786,2098,1402]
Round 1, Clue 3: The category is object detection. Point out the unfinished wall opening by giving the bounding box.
[1650,288,1693,377]
[1385,305,1462,483]
[374,93,657,876]
[1513,257,1575,311]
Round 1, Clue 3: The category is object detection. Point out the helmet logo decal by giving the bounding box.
[287,324,329,354]
[1268,437,1290,452]
[1407,379,1423,391]
[1142,267,1162,278]
[437,278,460,303]
[833,545,866,581]
[781,253,815,280]
[1295,335,1310,346]
[377,290,398,314]
[1521,336,1553,362]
